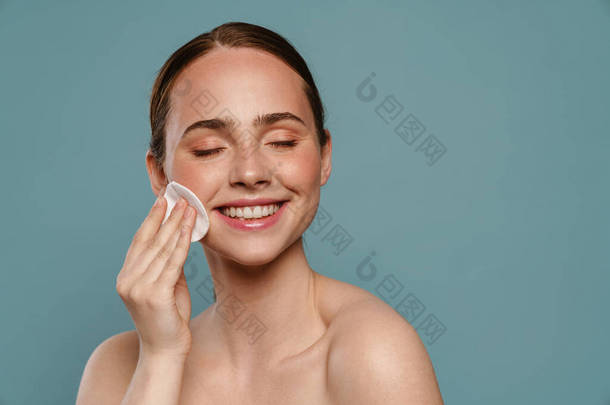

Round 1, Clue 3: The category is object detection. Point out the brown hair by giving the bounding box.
[148,21,327,172]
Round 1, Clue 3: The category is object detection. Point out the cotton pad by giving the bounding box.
[161,181,209,242]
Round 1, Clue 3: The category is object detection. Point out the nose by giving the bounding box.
[228,135,273,189]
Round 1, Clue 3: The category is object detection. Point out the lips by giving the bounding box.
[214,199,289,231]
[214,198,289,209]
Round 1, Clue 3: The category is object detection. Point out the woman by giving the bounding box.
[76,21,444,404]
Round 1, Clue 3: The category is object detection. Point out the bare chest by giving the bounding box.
[178,350,332,405]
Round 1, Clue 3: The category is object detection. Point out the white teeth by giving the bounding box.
[221,203,281,219]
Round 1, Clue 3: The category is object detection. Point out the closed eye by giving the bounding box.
[269,140,298,149]
[193,141,298,158]
[193,148,223,157]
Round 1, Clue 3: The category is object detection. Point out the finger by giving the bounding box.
[127,186,168,258]
[123,191,185,280]
[119,188,170,283]
[142,196,188,261]
[157,206,196,286]
[140,222,182,284]
[142,204,194,283]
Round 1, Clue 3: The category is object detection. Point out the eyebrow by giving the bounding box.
[181,112,307,139]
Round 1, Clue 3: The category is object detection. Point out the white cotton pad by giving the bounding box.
[162,181,209,242]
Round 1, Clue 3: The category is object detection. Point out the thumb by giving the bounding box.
[174,267,192,321]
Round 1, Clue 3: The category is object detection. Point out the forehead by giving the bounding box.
[166,47,314,138]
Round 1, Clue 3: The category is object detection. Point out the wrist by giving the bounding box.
[139,345,190,364]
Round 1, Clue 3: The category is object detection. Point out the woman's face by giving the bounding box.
[159,47,331,265]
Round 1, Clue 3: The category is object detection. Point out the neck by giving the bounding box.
[198,237,326,371]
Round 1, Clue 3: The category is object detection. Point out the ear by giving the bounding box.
[145,150,168,196]
[320,129,332,187]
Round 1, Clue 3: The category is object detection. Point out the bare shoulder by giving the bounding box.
[75,329,140,405]
[321,278,444,405]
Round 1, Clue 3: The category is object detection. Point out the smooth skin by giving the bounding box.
[76,46,444,405]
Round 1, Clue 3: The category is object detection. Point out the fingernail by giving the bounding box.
[185,206,193,218]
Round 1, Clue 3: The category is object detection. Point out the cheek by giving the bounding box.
[279,148,321,187]
[170,151,198,181]
[169,157,222,205]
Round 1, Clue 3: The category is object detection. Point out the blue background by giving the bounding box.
[1,0,608,403]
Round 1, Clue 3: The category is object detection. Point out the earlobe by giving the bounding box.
[320,129,332,186]
[145,150,168,196]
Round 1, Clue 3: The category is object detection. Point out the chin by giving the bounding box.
[230,250,282,267]
[210,239,285,267]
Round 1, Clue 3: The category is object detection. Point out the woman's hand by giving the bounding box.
[115,186,196,359]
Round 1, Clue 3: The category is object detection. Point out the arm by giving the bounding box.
[327,299,444,404]
[77,190,198,404]
[75,331,188,405]
[120,350,187,405]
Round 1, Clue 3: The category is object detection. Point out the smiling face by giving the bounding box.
[147,46,332,265]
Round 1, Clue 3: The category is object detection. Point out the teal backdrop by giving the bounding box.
[1,0,609,403]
